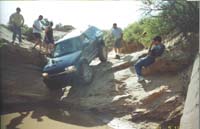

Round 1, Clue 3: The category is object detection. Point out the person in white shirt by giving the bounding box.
[32,15,43,51]
[111,23,123,59]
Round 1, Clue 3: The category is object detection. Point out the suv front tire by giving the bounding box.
[79,60,94,85]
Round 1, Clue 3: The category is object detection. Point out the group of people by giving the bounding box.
[32,15,54,54]
[9,7,165,82]
[9,7,54,54]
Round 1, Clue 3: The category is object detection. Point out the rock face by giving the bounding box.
[142,33,198,75]
[120,42,144,54]
[0,44,50,105]
[132,95,184,121]
[180,55,199,129]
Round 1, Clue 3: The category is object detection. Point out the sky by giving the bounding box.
[0,0,144,30]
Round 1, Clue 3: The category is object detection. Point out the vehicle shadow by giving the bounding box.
[6,112,30,129]
[2,60,131,129]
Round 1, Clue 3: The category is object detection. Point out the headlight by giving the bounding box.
[65,66,77,72]
[42,73,48,77]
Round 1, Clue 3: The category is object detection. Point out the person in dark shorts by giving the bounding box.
[111,23,123,59]
[44,21,54,54]
[32,15,43,51]
[134,36,165,82]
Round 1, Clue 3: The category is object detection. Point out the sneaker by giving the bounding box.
[115,55,120,59]
[31,47,35,50]
[138,76,144,82]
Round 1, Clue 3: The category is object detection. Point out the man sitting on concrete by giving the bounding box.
[134,36,165,82]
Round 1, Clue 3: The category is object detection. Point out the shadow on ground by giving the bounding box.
[1,61,126,129]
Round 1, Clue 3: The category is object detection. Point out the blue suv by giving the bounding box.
[42,26,107,89]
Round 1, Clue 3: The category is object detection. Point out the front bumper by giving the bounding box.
[42,70,78,85]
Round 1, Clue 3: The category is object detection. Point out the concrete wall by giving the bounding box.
[180,54,199,129]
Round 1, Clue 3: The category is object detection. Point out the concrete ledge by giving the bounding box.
[180,55,199,129]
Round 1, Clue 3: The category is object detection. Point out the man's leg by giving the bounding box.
[12,26,17,43]
[45,43,48,54]
[33,34,42,51]
[50,43,54,53]
[39,40,42,51]
[116,48,119,54]
[135,59,144,77]
[115,39,121,59]
[18,27,22,43]
[33,39,39,48]
[116,48,120,54]
[134,56,155,81]
[114,40,118,58]
[114,47,117,53]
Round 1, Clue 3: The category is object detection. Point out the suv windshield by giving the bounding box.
[53,37,81,58]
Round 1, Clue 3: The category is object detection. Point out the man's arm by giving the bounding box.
[9,14,14,25]
[33,24,39,31]
[111,29,114,37]
[21,15,24,26]
[148,42,153,53]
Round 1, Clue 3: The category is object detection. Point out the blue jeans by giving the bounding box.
[134,56,155,76]
[12,25,22,43]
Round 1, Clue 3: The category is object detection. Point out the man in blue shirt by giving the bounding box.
[134,36,165,82]
[111,23,123,59]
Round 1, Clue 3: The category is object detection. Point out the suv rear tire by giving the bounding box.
[98,44,108,62]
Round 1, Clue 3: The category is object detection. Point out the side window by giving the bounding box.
[84,27,96,40]
[75,37,82,49]
[80,34,90,43]
[96,30,103,37]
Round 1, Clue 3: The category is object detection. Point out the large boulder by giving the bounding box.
[132,95,184,121]
[120,41,144,54]
[1,43,49,105]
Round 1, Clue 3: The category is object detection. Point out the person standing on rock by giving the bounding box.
[111,23,123,59]
[44,21,54,54]
[134,36,165,82]
[9,7,24,45]
[32,15,43,51]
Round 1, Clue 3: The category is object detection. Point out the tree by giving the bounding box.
[54,23,74,32]
[140,0,199,33]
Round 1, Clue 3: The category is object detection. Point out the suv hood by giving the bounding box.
[43,51,82,73]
